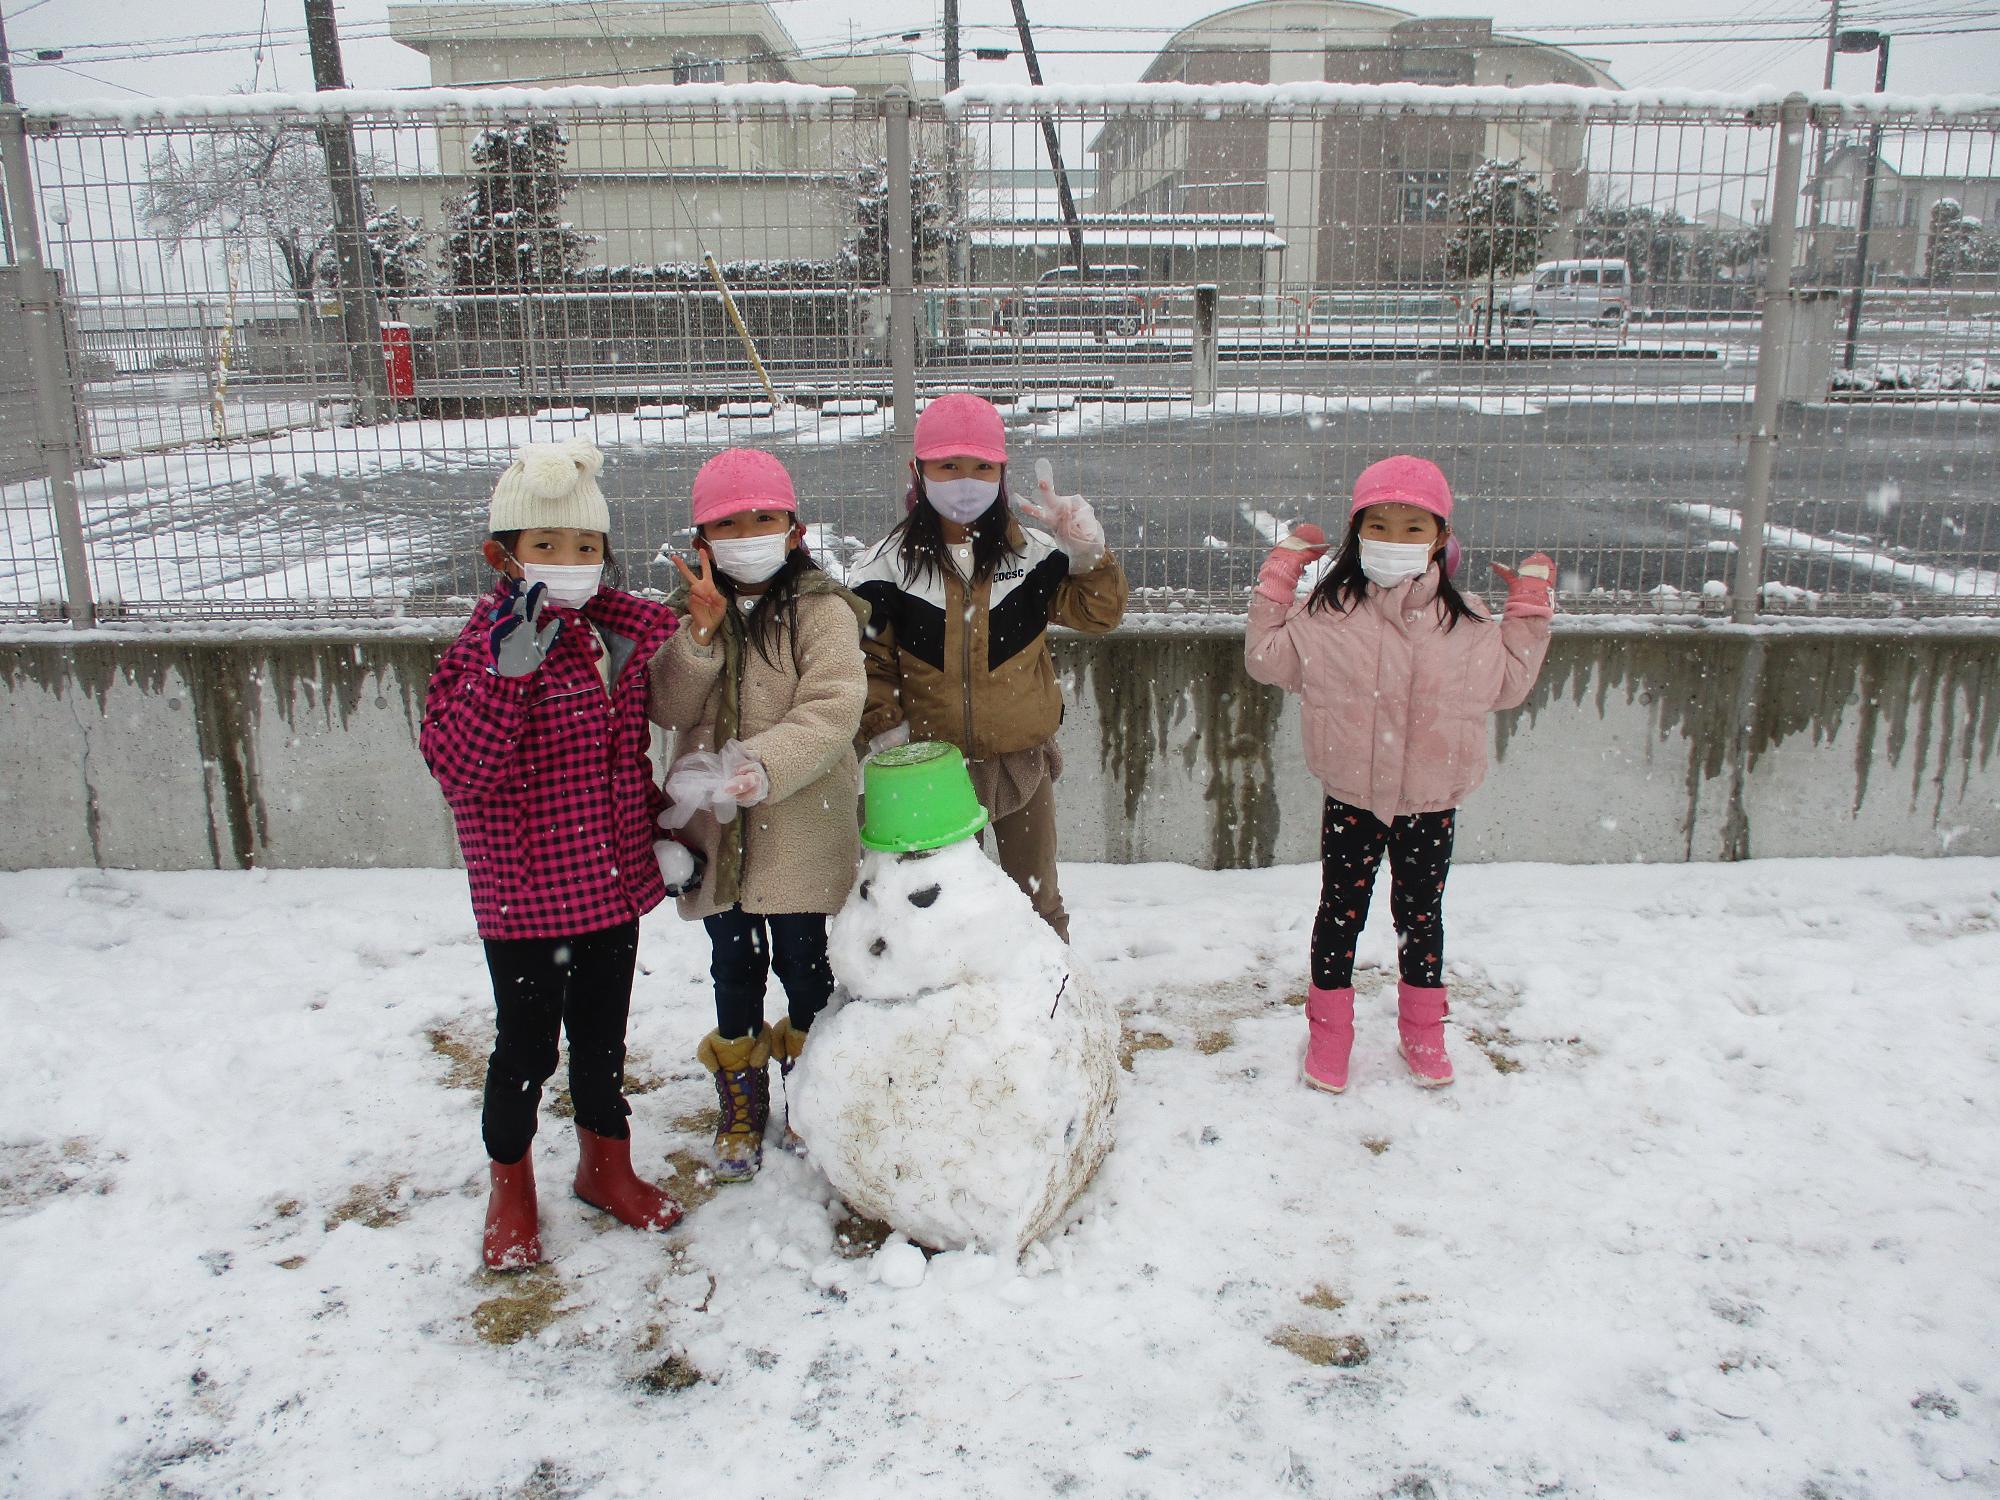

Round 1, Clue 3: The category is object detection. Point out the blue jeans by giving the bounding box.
[702,907,833,1040]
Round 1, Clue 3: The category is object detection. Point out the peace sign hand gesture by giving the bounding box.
[671,544,727,645]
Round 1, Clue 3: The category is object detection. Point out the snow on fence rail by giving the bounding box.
[3,87,1999,622]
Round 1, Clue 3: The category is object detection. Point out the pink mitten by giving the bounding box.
[1492,552,1555,618]
[1255,524,1329,603]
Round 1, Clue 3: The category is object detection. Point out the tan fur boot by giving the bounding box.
[695,1029,771,1182]
[765,1018,810,1156]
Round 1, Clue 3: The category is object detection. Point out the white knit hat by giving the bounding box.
[488,438,610,534]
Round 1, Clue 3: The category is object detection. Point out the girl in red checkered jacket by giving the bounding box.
[421,439,692,1270]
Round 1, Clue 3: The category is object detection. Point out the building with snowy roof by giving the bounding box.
[377,2,932,268]
[1086,0,1618,288]
[1808,134,2000,282]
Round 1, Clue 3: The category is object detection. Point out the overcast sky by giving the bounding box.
[8,0,1998,105]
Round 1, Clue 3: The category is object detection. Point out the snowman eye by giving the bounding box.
[869,937,888,957]
[858,880,872,902]
[907,885,941,909]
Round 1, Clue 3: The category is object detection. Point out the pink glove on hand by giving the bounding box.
[1255,524,1329,603]
[1492,552,1556,618]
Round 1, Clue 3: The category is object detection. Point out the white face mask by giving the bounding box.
[706,532,793,586]
[1358,539,1437,589]
[519,561,603,608]
[924,476,1001,525]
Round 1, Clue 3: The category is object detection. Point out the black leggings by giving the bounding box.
[703,907,834,1041]
[480,921,638,1165]
[1311,798,1456,991]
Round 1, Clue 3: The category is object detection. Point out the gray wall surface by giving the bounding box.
[1,621,1996,872]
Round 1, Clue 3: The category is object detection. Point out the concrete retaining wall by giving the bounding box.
[1,621,1995,871]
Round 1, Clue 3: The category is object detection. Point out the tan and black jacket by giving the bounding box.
[849,519,1127,760]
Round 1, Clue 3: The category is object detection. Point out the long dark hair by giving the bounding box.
[708,542,821,668]
[1306,518,1481,632]
[489,530,623,589]
[892,468,1020,586]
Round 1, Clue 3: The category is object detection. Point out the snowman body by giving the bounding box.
[790,839,1118,1254]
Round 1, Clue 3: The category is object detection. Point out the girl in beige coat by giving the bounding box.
[649,449,868,1181]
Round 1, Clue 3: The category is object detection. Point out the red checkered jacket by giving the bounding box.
[421,581,678,940]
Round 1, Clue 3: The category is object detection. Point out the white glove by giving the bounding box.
[865,722,912,759]
[1015,459,1106,569]
[717,739,769,811]
[660,738,767,826]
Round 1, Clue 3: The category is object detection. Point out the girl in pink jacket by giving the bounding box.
[1245,454,1554,1093]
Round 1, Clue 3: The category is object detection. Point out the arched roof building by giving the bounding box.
[1091,1,1619,287]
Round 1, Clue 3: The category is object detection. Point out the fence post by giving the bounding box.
[1192,283,1219,405]
[1,106,95,627]
[886,89,917,473]
[1734,93,1809,626]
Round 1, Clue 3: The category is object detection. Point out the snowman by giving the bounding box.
[789,742,1118,1256]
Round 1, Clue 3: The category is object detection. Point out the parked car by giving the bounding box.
[996,264,1150,337]
[1501,258,1631,325]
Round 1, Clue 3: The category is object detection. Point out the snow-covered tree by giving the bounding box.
[444,121,590,292]
[315,204,435,311]
[1441,158,1560,282]
[141,122,351,303]
[838,151,952,286]
[1925,197,2000,282]
[1577,199,1762,287]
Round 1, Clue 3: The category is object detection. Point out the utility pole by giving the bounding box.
[305,0,387,421]
[942,0,967,345]
[1840,31,1890,371]
[1805,0,1840,277]
[1009,0,1088,279]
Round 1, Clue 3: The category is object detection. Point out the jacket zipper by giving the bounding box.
[959,566,976,752]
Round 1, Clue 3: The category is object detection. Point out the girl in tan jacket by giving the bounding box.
[649,449,868,1182]
[848,394,1127,940]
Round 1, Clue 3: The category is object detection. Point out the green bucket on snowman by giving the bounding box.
[788,741,1119,1262]
[857,740,990,853]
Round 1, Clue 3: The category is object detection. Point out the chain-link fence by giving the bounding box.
[3,83,1997,623]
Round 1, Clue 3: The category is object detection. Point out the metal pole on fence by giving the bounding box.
[0,106,96,627]
[1734,94,1810,626]
[305,0,387,425]
[886,89,917,465]
[1192,283,1218,406]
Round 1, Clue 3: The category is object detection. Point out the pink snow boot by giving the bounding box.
[572,1126,683,1232]
[1396,981,1455,1088]
[1302,985,1356,1094]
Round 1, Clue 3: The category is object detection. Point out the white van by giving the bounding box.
[1501,259,1631,325]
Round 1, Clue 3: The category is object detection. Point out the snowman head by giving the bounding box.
[830,840,1065,1002]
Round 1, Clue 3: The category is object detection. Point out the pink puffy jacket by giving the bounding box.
[1245,574,1550,826]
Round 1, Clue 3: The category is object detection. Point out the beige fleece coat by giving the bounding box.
[648,591,868,918]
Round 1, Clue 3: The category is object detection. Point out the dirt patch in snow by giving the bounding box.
[1194,1029,1233,1055]
[1271,1328,1371,1368]
[471,1267,570,1346]
[1118,1027,1173,1069]
[1300,1284,1347,1311]
[833,1210,895,1259]
[660,1147,722,1214]
[324,1175,439,1231]
[0,1136,121,1217]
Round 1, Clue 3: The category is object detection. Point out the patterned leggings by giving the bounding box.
[1310,797,1457,990]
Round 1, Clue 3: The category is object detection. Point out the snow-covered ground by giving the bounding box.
[4,856,1996,1497]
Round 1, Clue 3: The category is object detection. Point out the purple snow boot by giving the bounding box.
[1396,981,1455,1088]
[1302,985,1356,1094]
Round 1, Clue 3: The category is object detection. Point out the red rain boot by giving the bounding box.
[482,1155,543,1270]
[1397,981,1456,1088]
[572,1125,683,1232]
[1301,984,1355,1094]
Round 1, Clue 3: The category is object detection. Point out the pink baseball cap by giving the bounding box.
[692,448,797,527]
[1349,454,1453,524]
[913,392,1008,465]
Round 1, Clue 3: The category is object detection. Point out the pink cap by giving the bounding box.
[913,392,1008,465]
[692,448,797,527]
[1350,454,1453,524]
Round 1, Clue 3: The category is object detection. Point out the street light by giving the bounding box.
[1836,28,1890,370]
